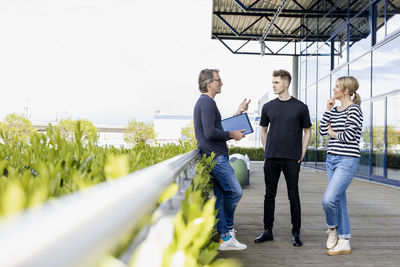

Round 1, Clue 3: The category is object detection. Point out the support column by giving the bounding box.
[292,55,299,98]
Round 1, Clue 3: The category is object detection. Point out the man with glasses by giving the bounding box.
[193,69,250,251]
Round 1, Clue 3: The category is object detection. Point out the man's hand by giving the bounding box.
[236,98,251,115]
[260,126,268,151]
[298,127,311,163]
[230,129,245,141]
[298,151,306,163]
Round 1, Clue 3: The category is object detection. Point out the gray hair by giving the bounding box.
[198,69,219,93]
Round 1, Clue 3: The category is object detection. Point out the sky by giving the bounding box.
[0,0,292,125]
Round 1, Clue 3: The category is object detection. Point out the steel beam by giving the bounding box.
[247,0,262,10]
[212,32,334,41]
[388,0,400,12]
[234,39,252,53]
[292,0,306,11]
[275,41,292,54]
[215,14,240,36]
[213,35,235,53]
[240,16,264,35]
[264,15,286,34]
[215,9,366,17]
[260,0,290,55]
[308,0,323,11]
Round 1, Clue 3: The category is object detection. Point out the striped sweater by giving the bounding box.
[319,104,363,158]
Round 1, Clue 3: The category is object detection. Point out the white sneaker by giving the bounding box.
[229,228,247,249]
[326,228,338,249]
[229,228,237,241]
[218,236,247,251]
[326,239,351,256]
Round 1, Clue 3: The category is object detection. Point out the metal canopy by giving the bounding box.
[212,0,400,56]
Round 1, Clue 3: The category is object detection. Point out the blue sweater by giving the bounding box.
[193,94,230,157]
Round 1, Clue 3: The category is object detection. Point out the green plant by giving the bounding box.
[229,147,264,161]
[129,153,240,267]
[160,154,239,267]
[0,126,195,217]
[0,113,37,144]
[124,119,157,144]
[55,118,98,144]
[181,121,195,142]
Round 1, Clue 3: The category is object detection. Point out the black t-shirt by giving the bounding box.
[260,97,312,160]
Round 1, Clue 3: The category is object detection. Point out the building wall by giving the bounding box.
[153,115,192,145]
[97,132,126,148]
[299,0,400,186]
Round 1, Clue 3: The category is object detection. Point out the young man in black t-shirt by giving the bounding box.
[254,69,312,247]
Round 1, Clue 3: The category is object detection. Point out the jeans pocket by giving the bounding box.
[215,155,227,164]
[339,157,359,171]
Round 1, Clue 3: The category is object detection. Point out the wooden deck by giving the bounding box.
[218,162,400,266]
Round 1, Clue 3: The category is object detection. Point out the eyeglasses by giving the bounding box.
[200,78,222,87]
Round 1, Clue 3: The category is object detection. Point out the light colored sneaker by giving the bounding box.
[218,236,247,251]
[326,239,351,256]
[326,228,338,249]
[229,228,237,241]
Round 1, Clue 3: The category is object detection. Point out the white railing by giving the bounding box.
[0,149,199,267]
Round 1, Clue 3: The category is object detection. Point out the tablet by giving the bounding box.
[221,113,254,135]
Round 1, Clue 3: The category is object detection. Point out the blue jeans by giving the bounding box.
[210,155,243,239]
[322,154,359,239]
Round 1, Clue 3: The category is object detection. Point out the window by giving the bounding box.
[317,77,331,115]
[358,100,371,176]
[307,55,317,86]
[376,0,387,43]
[372,99,385,177]
[386,94,400,181]
[301,59,307,89]
[306,119,317,167]
[307,84,316,115]
[316,113,329,170]
[372,36,400,96]
[387,6,400,36]
[333,27,348,69]
[349,13,372,61]
[349,52,371,100]
[331,65,349,90]
[300,88,306,103]
[318,42,331,79]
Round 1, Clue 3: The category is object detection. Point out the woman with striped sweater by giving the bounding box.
[319,76,363,256]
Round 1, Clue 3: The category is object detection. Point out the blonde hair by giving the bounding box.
[336,76,361,105]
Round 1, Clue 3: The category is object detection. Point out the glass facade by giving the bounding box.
[372,99,385,177]
[299,0,400,186]
[372,38,400,96]
[387,94,400,181]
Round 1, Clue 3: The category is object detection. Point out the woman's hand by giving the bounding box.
[328,123,337,139]
[327,97,335,111]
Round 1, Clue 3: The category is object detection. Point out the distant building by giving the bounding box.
[97,132,126,148]
[153,113,193,145]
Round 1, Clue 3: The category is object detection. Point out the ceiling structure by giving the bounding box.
[211,0,400,56]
